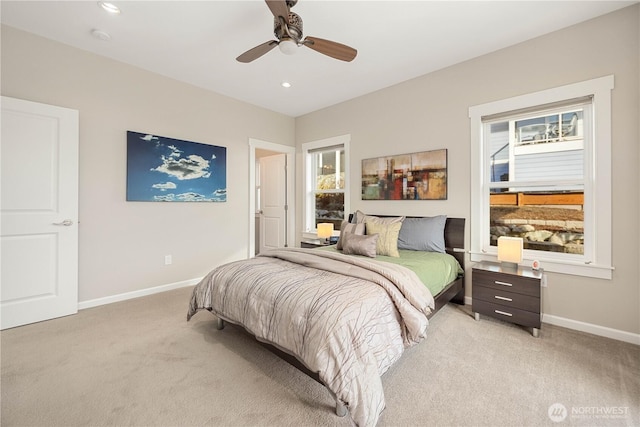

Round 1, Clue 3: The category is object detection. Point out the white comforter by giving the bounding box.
[187,248,434,427]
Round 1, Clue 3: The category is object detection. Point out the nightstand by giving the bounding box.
[300,240,331,249]
[472,261,543,337]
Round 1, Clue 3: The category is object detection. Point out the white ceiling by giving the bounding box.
[1,1,634,117]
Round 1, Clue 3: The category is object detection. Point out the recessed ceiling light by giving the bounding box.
[98,1,121,14]
[281,81,292,88]
[91,29,112,41]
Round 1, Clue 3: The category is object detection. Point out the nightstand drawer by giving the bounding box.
[472,285,539,312]
[472,270,540,298]
[473,299,541,328]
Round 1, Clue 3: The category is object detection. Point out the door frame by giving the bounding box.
[248,138,295,258]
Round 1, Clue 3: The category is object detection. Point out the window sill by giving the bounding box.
[470,253,613,280]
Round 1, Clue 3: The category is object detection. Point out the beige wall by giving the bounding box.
[296,5,640,335]
[1,26,295,302]
[2,5,638,336]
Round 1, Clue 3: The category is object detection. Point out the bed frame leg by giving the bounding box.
[216,317,225,330]
[335,400,347,417]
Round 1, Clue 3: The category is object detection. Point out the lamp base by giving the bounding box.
[500,261,519,271]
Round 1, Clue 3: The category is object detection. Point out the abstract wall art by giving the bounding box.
[362,149,447,200]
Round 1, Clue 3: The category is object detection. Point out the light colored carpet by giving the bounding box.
[1,286,638,426]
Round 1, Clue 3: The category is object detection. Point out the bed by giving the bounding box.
[187,214,465,427]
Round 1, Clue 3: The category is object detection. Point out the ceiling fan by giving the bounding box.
[236,0,357,63]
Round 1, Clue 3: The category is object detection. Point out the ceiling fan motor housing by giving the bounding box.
[274,11,303,41]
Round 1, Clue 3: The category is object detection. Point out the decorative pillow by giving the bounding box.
[354,210,405,225]
[365,221,402,257]
[353,210,367,223]
[342,233,379,258]
[397,215,447,253]
[336,220,366,250]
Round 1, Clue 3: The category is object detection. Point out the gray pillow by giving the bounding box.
[397,216,447,253]
[342,233,379,258]
[336,220,366,250]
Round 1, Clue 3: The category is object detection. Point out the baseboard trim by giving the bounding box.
[542,313,640,345]
[463,296,639,345]
[78,278,201,310]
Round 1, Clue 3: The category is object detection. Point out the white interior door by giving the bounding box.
[259,153,287,253]
[1,96,79,330]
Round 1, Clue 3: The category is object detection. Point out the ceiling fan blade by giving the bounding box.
[236,40,279,63]
[265,0,289,19]
[303,36,357,62]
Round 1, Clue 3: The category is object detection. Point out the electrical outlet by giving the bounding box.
[541,273,547,287]
[164,255,172,265]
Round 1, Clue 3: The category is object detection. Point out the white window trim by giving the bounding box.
[302,134,350,234]
[469,75,614,279]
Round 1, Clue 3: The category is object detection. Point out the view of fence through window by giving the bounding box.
[315,193,344,229]
[488,107,586,255]
[490,192,584,255]
[314,148,345,229]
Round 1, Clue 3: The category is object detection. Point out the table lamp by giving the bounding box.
[316,223,334,244]
[497,236,523,269]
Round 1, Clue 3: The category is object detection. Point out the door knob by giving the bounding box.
[53,219,74,226]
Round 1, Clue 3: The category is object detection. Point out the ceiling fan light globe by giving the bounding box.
[278,39,297,55]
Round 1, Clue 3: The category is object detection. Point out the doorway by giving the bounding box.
[248,139,295,258]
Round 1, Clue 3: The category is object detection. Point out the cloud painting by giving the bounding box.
[126,131,226,202]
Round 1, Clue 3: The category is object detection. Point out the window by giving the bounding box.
[469,76,614,279]
[487,102,587,254]
[302,135,350,233]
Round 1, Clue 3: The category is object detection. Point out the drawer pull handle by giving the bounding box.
[494,280,513,287]
[495,310,513,317]
[495,295,513,302]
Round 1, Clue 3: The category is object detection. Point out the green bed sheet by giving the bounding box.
[320,246,463,297]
